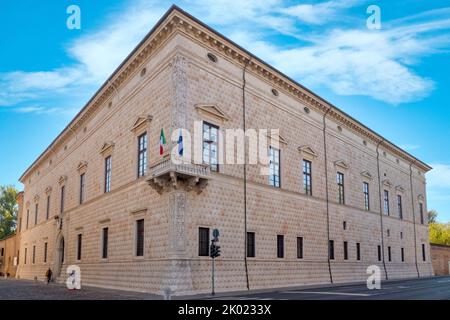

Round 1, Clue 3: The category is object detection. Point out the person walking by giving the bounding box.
[45,268,52,284]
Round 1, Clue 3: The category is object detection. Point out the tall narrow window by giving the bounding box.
[337,172,345,204]
[277,235,284,258]
[24,248,27,264]
[60,185,65,214]
[34,203,38,225]
[397,195,403,219]
[32,245,36,264]
[104,156,112,193]
[401,247,405,262]
[44,242,48,263]
[136,219,145,257]
[343,241,348,260]
[363,182,370,211]
[356,243,361,261]
[77,234,82,260]
[388,246,392,262]
[419,203,424,224]
[79,173,85,204]
[329,240,335,260]
[269,147,280,188]
[137,132,148,178]
[303,160,312,195]
[202,122,219,172]
[26,209,29,229]
[46,195,50,220]
[247,232,255,258]
[377,245,382,261]
[102,227,108,259]
[198,227,210,256]
[383,190,390,215]
[422,244,426,261]
[297,237,304,259]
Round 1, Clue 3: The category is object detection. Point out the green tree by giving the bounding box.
[428,209,438,224]
[0,185,18,239]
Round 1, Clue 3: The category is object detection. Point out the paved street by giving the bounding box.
[200,276,450,300]
[1,276,450,300]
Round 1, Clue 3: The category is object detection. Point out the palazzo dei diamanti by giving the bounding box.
[15,6,434,295]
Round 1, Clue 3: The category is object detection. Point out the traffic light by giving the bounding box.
[210,244,221,258]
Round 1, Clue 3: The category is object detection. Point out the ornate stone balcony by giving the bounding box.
[147,158,210,194]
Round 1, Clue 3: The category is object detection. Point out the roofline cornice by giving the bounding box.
[19,5,431,182]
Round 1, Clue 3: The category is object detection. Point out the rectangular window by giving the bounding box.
[269,147,281,188]
[34,203,38,225]
[377,245,382,261]
[202,122,219,172]
[303,160,312,195]
[388,246,392,262]
[19,217,22,232]
[401,247,405,262]
[137,132,148,178]
[277,235,284,258]
[337,172,345,204]
[77,234,82,260]
[60,185,65,214]
[356,243,361,261]
[24,248,27,264]
[343,241,348,260]
[297,237,304,259]
[44,242,47,263]
[79,173,85,204]
[422,244,426,261]
[198,227,210,256]
[32,245,36,264]
[46,195,50,220]
[329,240,335,260]
[363,182,370,211]
[383,190,390,215]
[0,248,3,256]
[247,232,255,258]
[397,195,403,220]
[26,209,29,229]
[136,219,145,257]
[102,227,108,259]
[104,156,112,193]
[419,203,424,224]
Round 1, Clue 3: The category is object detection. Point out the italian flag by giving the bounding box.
[159,128,166,155]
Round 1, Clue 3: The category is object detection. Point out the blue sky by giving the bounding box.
[0,0,449,222]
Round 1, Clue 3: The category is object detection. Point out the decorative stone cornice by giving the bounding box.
[18,6,432,183]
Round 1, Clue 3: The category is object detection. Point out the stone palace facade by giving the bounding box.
[15,6,433,295]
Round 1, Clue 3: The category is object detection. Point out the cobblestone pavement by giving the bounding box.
[0,278,163,300]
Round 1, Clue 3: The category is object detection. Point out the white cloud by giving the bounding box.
[1,0,450,109]
[428,164,450,189]
[399,144,421,152]
[280,0,360,25]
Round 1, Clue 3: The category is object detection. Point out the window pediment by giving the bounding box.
[395,185,405,193]
[382,179,392,188]
[267,131,288,146]
[298,146,318,159]
[45,186,52,195]
[100,141,115,155]
[131,115,153,132]
[195,104,230,122]
[334,160,349,170]
[77,161,88,172]
[58,175,67,185]
[360,171,373,180]
[418,194,424,201]
[33,194,39,202]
